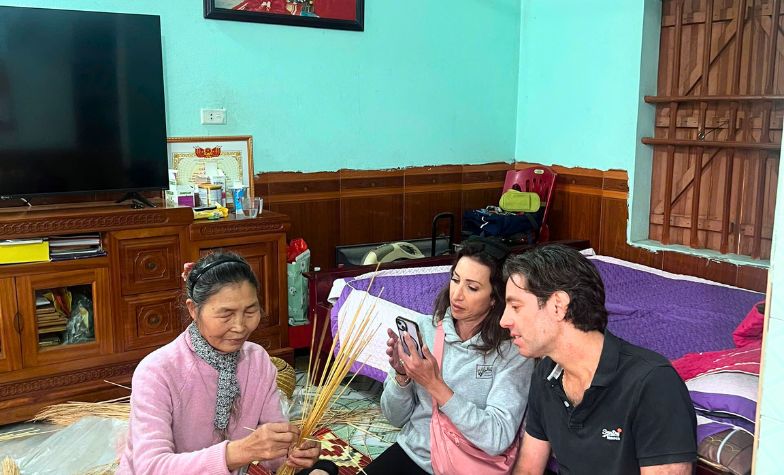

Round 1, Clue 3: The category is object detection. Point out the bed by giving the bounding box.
[306,244,764,475]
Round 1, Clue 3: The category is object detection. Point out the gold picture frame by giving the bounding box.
[166,135,254,200]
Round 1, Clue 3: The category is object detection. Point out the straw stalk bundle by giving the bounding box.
[32,396,130,426]
[277,271,382,475]
[1,457,20,475]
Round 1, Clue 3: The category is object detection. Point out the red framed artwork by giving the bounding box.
[204,0,364,31]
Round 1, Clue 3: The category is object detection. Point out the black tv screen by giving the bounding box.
[0,6,168,198]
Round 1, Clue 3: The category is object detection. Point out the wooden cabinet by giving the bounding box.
[16,267,112,367]
[0,204,292,424]
[108,226,188,352]
[0,278,21,373]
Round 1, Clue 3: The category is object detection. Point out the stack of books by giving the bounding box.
[36,294,67,347]
[49,234,105,261]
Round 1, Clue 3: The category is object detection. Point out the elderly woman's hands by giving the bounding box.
[398,333,454,406]
[285,439,321,471]
[225,422,299,470]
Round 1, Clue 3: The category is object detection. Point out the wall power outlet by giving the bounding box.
[201,108,227,125]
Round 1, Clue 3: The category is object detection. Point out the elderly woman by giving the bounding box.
[117,252,336,475]
[366,237,535,475]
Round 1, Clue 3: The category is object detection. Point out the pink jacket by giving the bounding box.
[116,331,286,474]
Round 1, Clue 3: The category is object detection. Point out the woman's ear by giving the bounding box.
[185,299,198,322]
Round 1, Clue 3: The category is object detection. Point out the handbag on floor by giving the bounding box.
[429,322,520,475]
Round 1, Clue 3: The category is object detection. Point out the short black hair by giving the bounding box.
[503,244,607,332]
[185,251,260,315]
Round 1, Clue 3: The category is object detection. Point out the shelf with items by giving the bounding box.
[16,267,111,367]
[34,285,95,350]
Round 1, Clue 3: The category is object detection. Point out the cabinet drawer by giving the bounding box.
[121,291,182,351]
[118,235,181,295]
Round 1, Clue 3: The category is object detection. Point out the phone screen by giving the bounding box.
[396,316,424,358]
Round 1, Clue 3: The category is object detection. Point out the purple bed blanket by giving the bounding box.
[331,258,763,375]
[594,260,763,360]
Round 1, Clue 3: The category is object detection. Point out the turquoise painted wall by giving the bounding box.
[515,0,661,245]
[755,144,783,473]
[0,0,521,173]
[515,0,655,172]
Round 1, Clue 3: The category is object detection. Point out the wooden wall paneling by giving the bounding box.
[547,167,605,249]
[737,265,770,293]
[548,190,602,248]
[459,164,509,231]
[271,200,340,269]
[339,170,404,246]
[403,166,462,242]
[599,197,664,269]
[661,250,740,286]
[260,171,340,269]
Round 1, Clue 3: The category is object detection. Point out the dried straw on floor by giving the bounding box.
[0,426,59,443]
[80,460,119,475]
[32,396,130,426]
[1,457,20,475]
[277,267,382,475]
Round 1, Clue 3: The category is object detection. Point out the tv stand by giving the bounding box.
[116,191,156,208]
[0,196,33,208]
[0,205,293,424]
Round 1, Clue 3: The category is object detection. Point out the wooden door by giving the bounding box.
[0,278,21,373]
[647,0,782,259]
[16,268,112,368]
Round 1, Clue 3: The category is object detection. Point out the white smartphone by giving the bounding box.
[395,316,425,358]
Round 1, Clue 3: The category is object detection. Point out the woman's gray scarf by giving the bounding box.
[188,323,240,431]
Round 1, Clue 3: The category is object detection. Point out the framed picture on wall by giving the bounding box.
[167,135,254,199]
[204,0,364,31]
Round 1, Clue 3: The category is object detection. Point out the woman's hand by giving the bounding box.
[399,333,454,406]
[386,328,406,375]
[285,439,321,470]
[181,262,194,282]
[225,422,298,470]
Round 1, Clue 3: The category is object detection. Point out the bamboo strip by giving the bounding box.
[277,270,382,475]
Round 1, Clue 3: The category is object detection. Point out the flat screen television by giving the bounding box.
[0,6,168,200]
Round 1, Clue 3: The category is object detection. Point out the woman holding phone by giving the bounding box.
[366,237,535,475]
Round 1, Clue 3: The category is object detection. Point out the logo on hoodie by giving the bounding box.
[476,365,493,379]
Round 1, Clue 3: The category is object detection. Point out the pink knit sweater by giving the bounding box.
[116,331,286,475]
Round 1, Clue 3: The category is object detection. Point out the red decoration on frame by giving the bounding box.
[194,146,222,158]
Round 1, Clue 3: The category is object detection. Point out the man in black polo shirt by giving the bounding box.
[500,245,697,475]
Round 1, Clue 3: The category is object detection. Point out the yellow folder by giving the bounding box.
[0,239,50,265]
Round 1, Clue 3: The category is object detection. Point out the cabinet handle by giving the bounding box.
[148,314,161,326]
[14,311,23,334]
[145,261,157,271]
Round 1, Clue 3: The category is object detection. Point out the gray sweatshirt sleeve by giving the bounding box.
[380,369,419,428]
[438,351,534,455]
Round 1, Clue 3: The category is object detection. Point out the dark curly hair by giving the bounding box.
[432,236,511,354]
[503,244,607,332]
